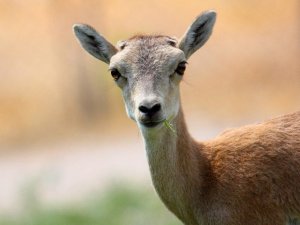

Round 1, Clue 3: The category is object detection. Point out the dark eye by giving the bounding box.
[111,69,121,81]
[175,61,187,75]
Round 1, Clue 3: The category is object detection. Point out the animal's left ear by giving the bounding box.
[179,11,216,59]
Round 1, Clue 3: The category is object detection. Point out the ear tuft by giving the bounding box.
[166,37,178,47]
[179,11,217,59]
[117,40,127,50]
[73,24,117,64]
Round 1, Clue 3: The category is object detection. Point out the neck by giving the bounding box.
[139,107,206,223]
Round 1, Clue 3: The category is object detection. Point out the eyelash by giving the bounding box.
[175,61,187,75]
[110,68,121,81]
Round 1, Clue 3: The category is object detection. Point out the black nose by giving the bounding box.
[139,103,161,116]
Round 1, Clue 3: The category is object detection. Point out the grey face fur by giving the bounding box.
[73,11,216,130]
[109,35,185,127]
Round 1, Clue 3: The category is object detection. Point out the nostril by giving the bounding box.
[150,103,161,113]
[138,103,162,115]
[139,105,150,113]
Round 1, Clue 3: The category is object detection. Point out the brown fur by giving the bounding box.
[160,110,300,224]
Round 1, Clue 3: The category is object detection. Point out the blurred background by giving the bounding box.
[0,0,299,224]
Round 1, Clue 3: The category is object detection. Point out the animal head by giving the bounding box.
[73,11,216,130]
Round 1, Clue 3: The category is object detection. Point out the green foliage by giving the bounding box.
[0,184,182,225]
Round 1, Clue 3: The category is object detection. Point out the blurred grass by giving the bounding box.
[0,183,181,225]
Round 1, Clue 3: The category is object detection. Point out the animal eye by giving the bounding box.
[175,61,187,75]
[110,69,121,81]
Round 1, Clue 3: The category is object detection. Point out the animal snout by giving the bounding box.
[138,102,161,117]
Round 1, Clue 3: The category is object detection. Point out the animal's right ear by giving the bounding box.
[73,24,117,64]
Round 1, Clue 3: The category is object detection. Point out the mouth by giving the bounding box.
[140,120,163,128]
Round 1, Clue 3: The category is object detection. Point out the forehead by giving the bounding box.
[110,35,185,70]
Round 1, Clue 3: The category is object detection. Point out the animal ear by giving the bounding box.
[73,24,117,64]
[179,11,216,59]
